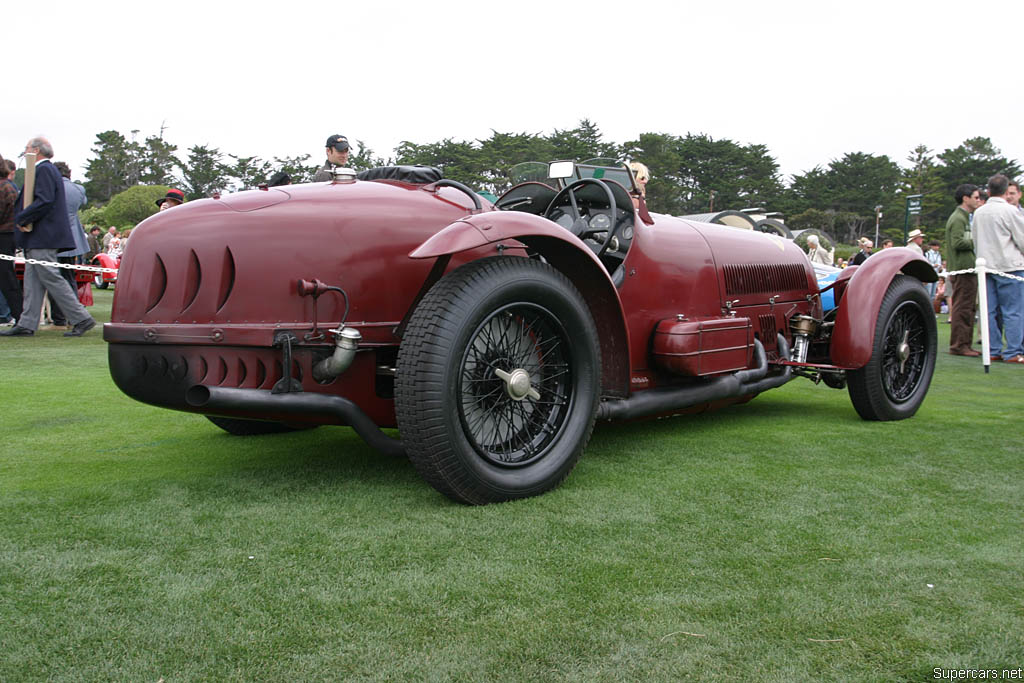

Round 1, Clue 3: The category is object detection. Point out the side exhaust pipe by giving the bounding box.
[597,335,793,421]
[312,327,362,382]
[186,385,406,458]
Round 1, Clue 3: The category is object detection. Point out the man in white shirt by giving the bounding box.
[906,228,925,255]
[972,174,1024,363]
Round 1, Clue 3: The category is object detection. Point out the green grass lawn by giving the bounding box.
[1,290,1022,681]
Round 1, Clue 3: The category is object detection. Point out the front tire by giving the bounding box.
[847,275,936,420]
[396,257,601,505]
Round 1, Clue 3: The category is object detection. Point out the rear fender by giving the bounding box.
[410,212,631,398]
[830,247,938,368]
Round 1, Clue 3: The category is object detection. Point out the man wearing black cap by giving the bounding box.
[313,134,350,182]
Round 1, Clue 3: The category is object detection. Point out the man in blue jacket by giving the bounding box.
[0,137,95,337]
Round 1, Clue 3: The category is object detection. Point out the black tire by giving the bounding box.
[396,257,601,505]
[847,275,936,421]
[205,416,316,436]
[95,275,109,290]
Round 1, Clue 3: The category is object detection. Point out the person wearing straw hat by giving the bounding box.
[851,237,873,266]
[906,228,925,255]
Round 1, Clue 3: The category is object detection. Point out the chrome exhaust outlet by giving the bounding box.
[313,327,362,382]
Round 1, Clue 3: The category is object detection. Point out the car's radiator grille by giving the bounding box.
[723,263,807,296]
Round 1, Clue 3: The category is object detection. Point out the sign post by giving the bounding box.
[903,194,922,244]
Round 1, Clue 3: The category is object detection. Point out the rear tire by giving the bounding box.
[205,416,316,436]
[847,275,936,420]
[396,257,600,505]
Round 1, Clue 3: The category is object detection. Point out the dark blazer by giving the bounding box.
[14,160,74,251]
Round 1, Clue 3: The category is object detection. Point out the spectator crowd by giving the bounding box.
[801,174,1024,364]
[4,135,1023,364]
[0,137,189,336]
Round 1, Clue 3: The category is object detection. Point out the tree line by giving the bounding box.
[81,121,1020,245]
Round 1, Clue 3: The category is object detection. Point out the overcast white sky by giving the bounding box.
[5,0,1021,185]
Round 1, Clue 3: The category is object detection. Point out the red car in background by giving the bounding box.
[14,255,96,286]
[104,160,938,504]
[91,252,119,289]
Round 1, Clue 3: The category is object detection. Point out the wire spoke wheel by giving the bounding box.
[880,301,928,403]
[459,304,572,467]
[396,257,600,505]
[848,274,937,421]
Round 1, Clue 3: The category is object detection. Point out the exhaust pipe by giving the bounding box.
[597,335,793,421]
[186,385,405,458]
[312,327,362,382]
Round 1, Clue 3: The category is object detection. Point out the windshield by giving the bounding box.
[509,162,550,185]
[509,159,638,193]
[577,158,637,193]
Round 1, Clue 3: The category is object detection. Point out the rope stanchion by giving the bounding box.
[941,260,1024,373]
[976,258,991,374]
[0,252,118,274]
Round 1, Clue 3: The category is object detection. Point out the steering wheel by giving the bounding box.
[543,178,621,260]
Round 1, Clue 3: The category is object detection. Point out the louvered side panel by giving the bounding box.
[723,263,807,296]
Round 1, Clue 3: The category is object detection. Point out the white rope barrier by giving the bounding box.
[943,265,1024,282]
[944,259,1024,372]
[6,251,1017,371]
[0,252,118,274]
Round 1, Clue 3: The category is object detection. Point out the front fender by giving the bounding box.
[93,253,119,268]
[830,247,938,368]
[410,211,632,398]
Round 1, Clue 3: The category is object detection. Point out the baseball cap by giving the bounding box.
[326,134,350,151]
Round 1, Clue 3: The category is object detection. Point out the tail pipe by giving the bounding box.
[185,385,406,458]
[597,335,793,421]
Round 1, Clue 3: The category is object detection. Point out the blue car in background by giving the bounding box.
[813,262,841,312]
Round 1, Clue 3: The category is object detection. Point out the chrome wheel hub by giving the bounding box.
[897,330,910,374]
[494,367,541,402]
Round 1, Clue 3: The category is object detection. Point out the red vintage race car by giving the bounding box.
[14,255,94,285]
[105,161,938,504]
[91,252,119,288]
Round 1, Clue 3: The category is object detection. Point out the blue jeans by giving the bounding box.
[986,270,1024,358]
[0,285,9,318]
